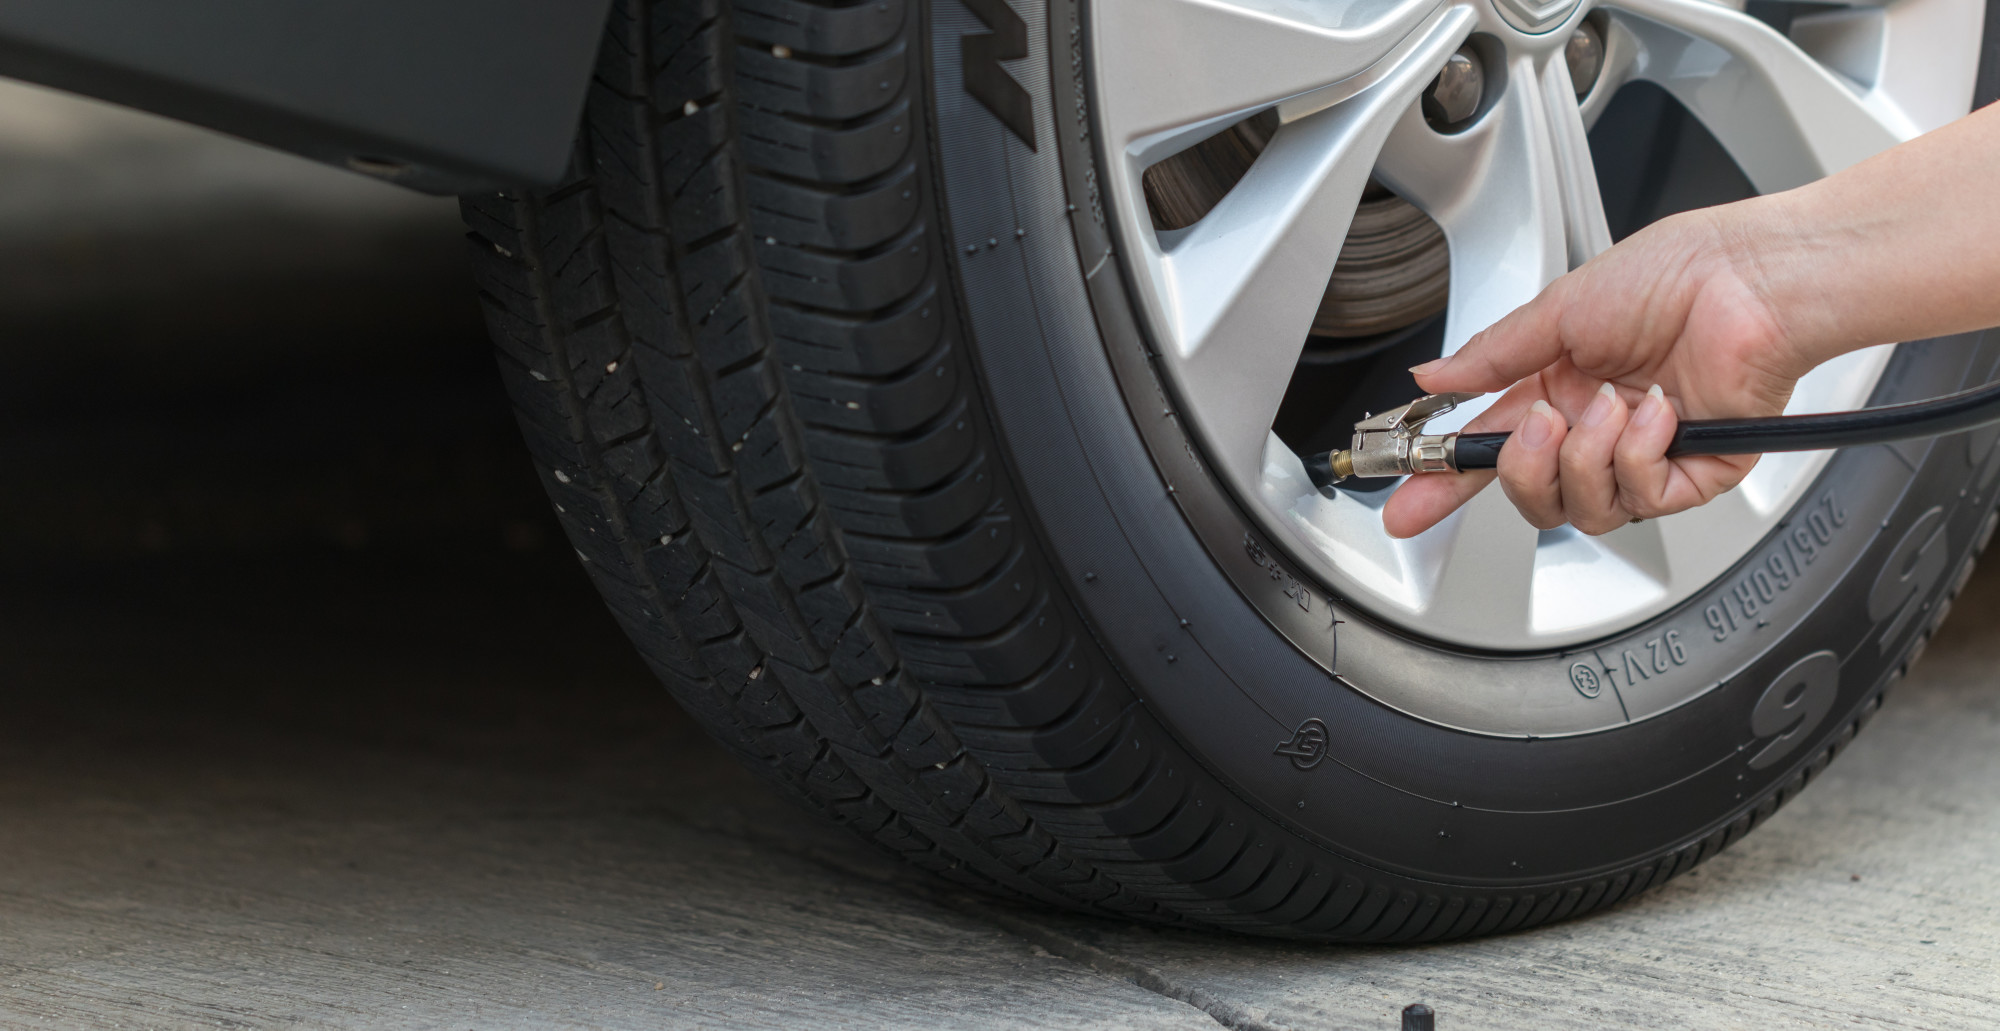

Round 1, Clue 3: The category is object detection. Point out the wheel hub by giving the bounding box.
[1495,0,1586,34]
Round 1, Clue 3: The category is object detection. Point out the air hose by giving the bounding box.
[1307,379,2000,488]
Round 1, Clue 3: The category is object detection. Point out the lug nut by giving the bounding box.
[1566,20,1605,97]
[1422,47,1484,129]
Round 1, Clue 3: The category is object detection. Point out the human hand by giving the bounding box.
[1381,205,1815,538]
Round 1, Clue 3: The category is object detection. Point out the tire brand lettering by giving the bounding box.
[1274,717,1330,770]
[1707,490,1845,642]
[962,0,1038,150]
[1747,650,1839,770]
[1243,533,1312,612]
[1866,505,1948,653]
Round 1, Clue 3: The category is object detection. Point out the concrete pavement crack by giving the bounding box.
[660,808,1295,1031]
[959,902,1301,1031]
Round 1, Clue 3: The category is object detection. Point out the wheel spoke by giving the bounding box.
[1541,56,1614,268]
[1625,487,1768,610]
[1157,7,1477,486]
[1091,0,1453,163]
[1593,516,1672,583]
[1609,0,1914,193]
[1376,52,1578,356]
[1419,486,1540,638]
[1529,520,1672,635]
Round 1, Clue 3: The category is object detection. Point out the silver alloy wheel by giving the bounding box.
[1090,0,1985,653]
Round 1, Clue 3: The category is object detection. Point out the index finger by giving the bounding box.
[1412,277,1573,396]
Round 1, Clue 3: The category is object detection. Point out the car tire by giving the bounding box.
[461,0,2000,939]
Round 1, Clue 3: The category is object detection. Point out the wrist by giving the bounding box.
[1698,191,1848,377]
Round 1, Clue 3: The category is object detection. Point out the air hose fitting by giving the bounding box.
[1308,380,2000,488]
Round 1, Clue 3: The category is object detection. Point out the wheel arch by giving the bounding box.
[0,0,613,193]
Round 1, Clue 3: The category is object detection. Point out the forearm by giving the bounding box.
[1724,102,2000,371]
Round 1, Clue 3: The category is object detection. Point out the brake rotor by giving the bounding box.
[1140,114,1449,339]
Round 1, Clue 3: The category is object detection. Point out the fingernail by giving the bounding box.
[1582,381,1618,427]
[1632,383,1667,428]
[1520,399,1555,448]
[1409,357,1450,377]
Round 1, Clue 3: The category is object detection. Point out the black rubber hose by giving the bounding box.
[1450,378,2000,471]
[1451,432,1508,469]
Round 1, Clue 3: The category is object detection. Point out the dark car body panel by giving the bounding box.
[0,0,613,193]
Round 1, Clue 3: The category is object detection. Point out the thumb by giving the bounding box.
[1412,276,1572,394]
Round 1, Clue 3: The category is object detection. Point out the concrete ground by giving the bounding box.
[1,79,1997,1031]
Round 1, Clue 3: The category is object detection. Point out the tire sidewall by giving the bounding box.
[924,0,2000,886]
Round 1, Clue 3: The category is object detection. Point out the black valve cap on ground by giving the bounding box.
[1402,1003,1436,1031]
